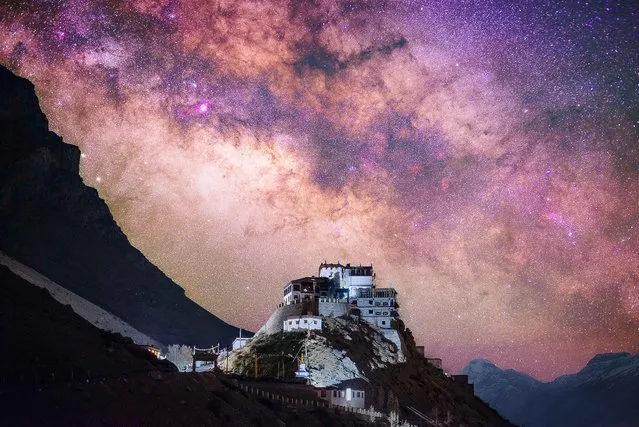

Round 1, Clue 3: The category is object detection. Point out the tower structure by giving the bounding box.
[318,262,374,300]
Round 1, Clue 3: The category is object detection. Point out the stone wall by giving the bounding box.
[256,301,306,335]
[318,299,349,318]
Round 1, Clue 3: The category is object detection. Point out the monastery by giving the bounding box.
[225,262,454,411]
[282,262,397,329]
[231,262,403,409]
[257,262,403,351]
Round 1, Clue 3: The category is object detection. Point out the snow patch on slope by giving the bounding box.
[0,251,163,348]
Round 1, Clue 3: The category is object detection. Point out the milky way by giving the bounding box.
[1,0,638,380]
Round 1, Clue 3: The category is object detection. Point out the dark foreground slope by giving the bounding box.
[0,265,177,386]
[2,372,381,427]
[0,65,241,347]
[0,266,380,427]
[463,356,639,427]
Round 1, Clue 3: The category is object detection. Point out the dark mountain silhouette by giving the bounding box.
[0,65,244,348]
[463,354,639,427]
[0,264,177,387]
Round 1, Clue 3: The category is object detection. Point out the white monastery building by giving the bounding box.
[280,262,398,331]
[283,315,323,332]
[319,262,374,298]
[316,383,366,409]
[356,287,397,329]
[283,277,328,304]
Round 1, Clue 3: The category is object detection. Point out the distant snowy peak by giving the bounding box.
[462,359,498,381]
[463,358,539,381]
[552,352,639,383]
[466,358,499,369]
[463,352,639,427]
[464,360,537,397]
[461,358,541,423]
[587,352,632,363]
[571,352,639,383]
[590,352,638,374]
[462,359,501,376]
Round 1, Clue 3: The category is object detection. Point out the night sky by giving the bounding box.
[1,0,637,381]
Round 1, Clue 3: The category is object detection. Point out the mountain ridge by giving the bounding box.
[0,64,244,348]
[463,353,639,426]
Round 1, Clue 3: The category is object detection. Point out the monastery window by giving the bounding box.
[369,299,373,305]
[375,311,381,315]
[383,301,388,306]
[333,390,338,397]
[381,321,386,325]
[313,320,318,325]
[293,284,300,291]
[375,302,380,306]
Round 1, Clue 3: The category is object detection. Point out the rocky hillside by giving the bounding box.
[463,354,639,426]
[0,64,242,348]
[226,317,404,387]
[225,316,513,426]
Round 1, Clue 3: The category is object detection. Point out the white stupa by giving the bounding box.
[295,354,310,379]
